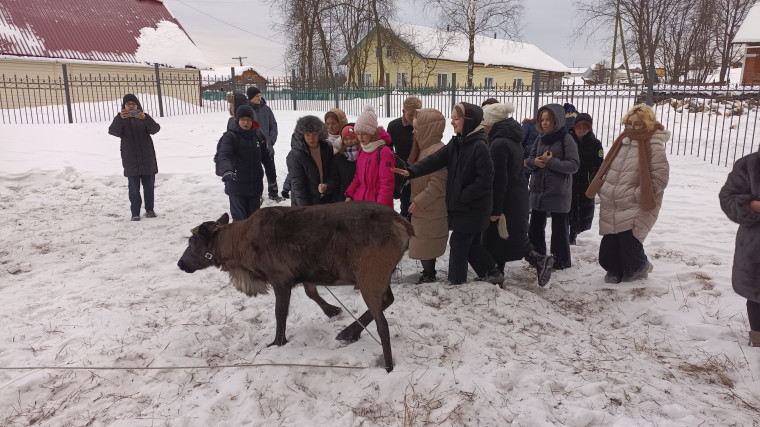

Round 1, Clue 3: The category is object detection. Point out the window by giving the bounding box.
[247,74,252,80]
[513,77,524,91]
[484,76,494,88]
[386,45,392,58]
[437,72,449,88]
[375,46,380,59]
[362,72,372,86]
[396,71,409,88]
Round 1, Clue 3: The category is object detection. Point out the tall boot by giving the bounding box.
[525,250,553,287]
[750,330,760,347]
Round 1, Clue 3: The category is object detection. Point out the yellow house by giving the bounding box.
[340,23,570,88]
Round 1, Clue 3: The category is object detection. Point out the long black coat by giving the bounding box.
[408,128,494,233]
[719,152,760,303]
[286,133,334,206]
[570,131,604,234]
[108,109,160,177]
[387,117,413,162]
[217,123,276,197]
[327,152,357,202]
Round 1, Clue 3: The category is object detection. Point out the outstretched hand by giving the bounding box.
[750,200,760,213]
[390,167,409,176]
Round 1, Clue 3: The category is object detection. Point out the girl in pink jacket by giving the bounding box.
[345,106,395,209]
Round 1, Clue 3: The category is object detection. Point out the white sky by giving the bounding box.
[162,0,606,75]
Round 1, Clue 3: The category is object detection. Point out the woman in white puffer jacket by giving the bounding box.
[586,104,670,284]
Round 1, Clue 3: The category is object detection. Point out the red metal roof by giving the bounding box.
[0,0,194,64]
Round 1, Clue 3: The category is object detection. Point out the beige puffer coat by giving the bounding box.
[598,129,670,242]
[408,109,449,260]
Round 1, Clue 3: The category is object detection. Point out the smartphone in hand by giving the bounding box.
[128,110,140,118]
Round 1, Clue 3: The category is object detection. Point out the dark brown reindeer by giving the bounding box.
[177,201,413,372]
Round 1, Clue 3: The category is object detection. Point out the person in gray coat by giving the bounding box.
[526,104,580,270]
[719,151,760,348]
[248,86,280,200]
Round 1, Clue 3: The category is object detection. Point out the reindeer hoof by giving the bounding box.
[323,305,342,318]
[336,326,362,343]
[267,337,288,347]
[385,364,394,373]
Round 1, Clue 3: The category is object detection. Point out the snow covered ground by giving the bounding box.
[1,110,759,426]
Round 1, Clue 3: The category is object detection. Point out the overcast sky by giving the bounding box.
[162,0,607,75]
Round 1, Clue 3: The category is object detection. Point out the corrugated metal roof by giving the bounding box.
[0,0,194,65]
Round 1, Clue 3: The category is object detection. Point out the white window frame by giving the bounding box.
[396,70,409,88]
[362,72,372,86]
[437,72,449,88]
[513,77,524,91]
[484,76,495,88]
[385,45,393,58]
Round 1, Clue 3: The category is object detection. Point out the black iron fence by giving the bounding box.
[1,65,759,165]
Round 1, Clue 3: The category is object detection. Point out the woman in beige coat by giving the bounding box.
[586,104,669,284]
[408,108,449,283]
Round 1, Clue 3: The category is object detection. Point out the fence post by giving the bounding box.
[533,70,541,119]
[291,69,297,111]
[385,72,391,117]
[154,63,164,117]
[61,64,73,124]
[451,73,457,110]
[334,75,339,109]
[646,64,655,106]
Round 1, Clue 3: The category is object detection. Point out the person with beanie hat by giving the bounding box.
[247,86,279,200]
[108,93,161,221]
[481,103,554,286]
[569,112,604,244]
[324,108,348,154]
[286,115,334,206]
[563,103,579,135]
[388,96,422,218]
[327,123,359,202]
[392,102,499,286]
[344,105,396,209]
[215,104,276,221]
[527,104,580,271]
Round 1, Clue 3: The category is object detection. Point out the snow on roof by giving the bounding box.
[0,0,208,68]
[389,23,570,73]
[734,3,760,43]
[135,21,210,69]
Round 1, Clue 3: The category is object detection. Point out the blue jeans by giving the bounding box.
[127,175,155,216]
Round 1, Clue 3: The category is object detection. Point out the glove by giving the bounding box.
[221,171,236,182]
[268,182,279,197]
[281,189,290,199]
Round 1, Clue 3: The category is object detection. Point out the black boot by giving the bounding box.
[525,250,553,287]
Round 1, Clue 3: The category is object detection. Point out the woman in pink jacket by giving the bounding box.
[344,105,395,209]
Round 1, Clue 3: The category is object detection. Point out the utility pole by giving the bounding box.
[609,0,621,85]
[232,56,247,66]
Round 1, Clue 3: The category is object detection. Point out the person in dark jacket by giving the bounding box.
[387,96,422,219]
[563,103,579,136]
[481,103,553,287]
[247,86,279,200]
[327,123,358,202]
[719,151,760,348]
[217,105,276,222]
[393,102,500,285]
[527,104,580,270]
[569,113,604,244]
[108,94,161,221]
[286,115,334,206]
[520,118,539,182]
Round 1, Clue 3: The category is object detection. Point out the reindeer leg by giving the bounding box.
[268,285,291,347]
[304,283,341,318]
[371,287,395,372]
[336,286,394,343]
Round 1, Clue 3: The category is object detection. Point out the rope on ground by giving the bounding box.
[0,362,367,371]
[322,285,381,346]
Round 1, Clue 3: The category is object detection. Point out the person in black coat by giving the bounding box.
[481,103,553,287]
[393,102,499,285]
[327,123,358,202]
[569,113,604,244]
[387,96,422,218]
[247,86,280,201]
[108,93,161,221]
[286,115,334,206]
[217,105,276,222]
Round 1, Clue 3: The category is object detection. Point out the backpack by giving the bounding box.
[376,145,407,199]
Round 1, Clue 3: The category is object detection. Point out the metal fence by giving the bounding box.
[1,65,759,165]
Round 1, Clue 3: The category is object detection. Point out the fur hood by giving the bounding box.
[294,115,328,141]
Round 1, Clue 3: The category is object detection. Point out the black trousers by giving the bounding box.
[598,230,648,280]
[448,231,496,284]
[529,210,571,268]
[229,194,262,222]
[399,182,412,220]
[748,300,760,331]
[127,175,155,216]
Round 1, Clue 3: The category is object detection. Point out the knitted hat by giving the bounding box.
[294,115,328,140]
[563,103,578,115]
[482,102,515,126]
[121,93,142,110]
[354,105,378,135]
[231,92,248,111]
[340,123,356,139]
[236,105,255,120]
[246,86,261,100]
[574,113,593,127]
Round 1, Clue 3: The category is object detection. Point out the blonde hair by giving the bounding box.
[622,104,658,131]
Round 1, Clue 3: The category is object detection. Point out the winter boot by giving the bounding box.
[417,272,437,284]
[525,250,553,287]
[604,271,622,284]
[476,267,505,286]
[750,330,760,347]
[622,262,653,282]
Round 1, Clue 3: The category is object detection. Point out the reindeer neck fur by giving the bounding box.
[215,221,269,297]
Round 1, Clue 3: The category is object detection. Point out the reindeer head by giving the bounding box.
[177,213,229,273]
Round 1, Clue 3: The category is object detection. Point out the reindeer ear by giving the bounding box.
[217,213,230,225]
[190,226,199,235]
